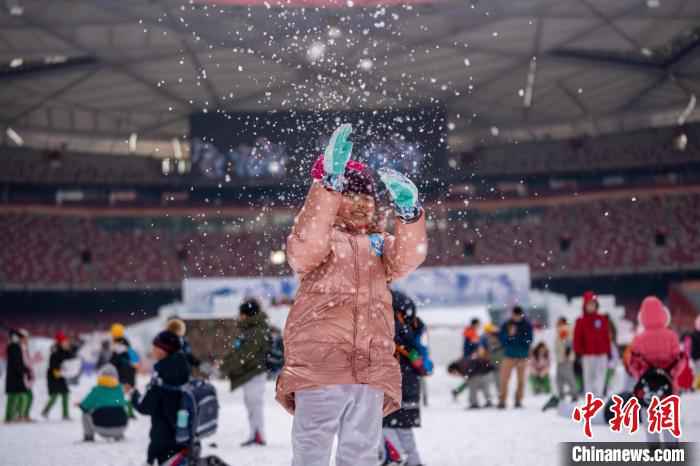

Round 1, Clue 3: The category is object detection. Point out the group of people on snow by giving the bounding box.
[448,289,698,446]
[449,305,534,410]
[449,292,617,411]
[4,124,700,466]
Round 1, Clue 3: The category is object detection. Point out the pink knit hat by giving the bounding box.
[311,156,376,197]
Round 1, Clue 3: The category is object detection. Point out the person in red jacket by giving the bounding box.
[573,291,611,397]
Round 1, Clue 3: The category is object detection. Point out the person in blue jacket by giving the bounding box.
[382,290,432,466]
[497,306,533,409]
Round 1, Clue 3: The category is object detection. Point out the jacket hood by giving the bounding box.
[97,375,120,388]
[391,290,416,321]
[154,351,190,386]
[582,290,598,313]
[638,296,670,330]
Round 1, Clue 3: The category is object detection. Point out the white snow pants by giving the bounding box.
[291,384,383,466]
[582,354,607,398]
[383,428,422,466]
[556,362,578,400]
[243,373,267,441]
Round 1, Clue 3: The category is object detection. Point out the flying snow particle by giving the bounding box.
[307,42,326,62]
[270,250,286,265]
[359,58,373,71]
[328,26,342,38]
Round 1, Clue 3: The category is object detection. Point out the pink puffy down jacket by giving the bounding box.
[275,182,428,416]
[629,296,687,392]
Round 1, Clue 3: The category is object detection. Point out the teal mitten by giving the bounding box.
[378,167,420,221]
[323,123,354,176]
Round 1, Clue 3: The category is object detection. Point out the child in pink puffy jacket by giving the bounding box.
[628,296,687,443]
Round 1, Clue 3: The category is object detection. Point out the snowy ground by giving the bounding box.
[2,369,699,466]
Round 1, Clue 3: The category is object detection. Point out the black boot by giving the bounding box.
[542,395,560,412]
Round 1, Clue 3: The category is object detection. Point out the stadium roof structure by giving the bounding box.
[1,0,700,155]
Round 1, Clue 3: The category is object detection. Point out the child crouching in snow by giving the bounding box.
[275,124,428,466]
[78,363,128,442]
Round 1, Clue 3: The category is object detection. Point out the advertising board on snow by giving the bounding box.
[182,264,530,315]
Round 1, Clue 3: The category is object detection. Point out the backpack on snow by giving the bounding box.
[159,378,220,445]
[633,368,674,407]
[631,352,681,407]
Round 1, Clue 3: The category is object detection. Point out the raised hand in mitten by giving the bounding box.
[324,123,353,176]
[378,167,421,222]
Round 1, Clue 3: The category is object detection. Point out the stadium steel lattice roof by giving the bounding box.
[1,0,700,155]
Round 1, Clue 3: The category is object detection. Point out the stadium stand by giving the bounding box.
[441,191,700,276]
[1,189,698,289]
[460,125,700,177]
[0,146,166,186]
